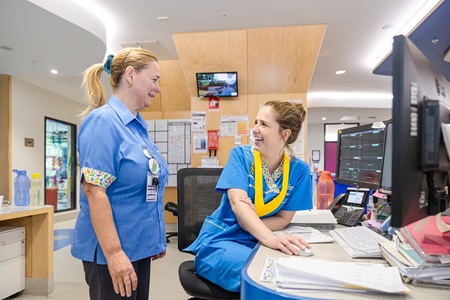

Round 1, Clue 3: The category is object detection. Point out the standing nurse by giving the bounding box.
[71,48,169,300]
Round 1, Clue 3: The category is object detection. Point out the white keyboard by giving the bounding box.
[329,226,390,258]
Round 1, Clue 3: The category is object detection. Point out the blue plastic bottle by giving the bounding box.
[12,169,31,206]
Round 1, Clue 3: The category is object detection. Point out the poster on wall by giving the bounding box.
[193,132,208,153]
[219,115,249,137]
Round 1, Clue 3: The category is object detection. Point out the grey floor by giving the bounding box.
[12,220,193,300]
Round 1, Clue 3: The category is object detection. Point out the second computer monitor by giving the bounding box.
[335,123,386,190]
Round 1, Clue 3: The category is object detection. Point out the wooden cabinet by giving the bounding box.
[0,206,54,296]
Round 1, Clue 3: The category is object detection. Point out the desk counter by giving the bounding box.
[242,242,450,299]
[0,205,54,296]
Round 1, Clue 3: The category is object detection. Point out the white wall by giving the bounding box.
[11,78,84,214]
[306,123,325,171]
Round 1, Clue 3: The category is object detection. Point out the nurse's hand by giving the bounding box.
[107,250,138,297]
[267,233,311,256]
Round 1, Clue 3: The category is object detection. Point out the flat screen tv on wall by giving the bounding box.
[196,72,238,98]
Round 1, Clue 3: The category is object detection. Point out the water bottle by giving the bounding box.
[30,173,42,206]
[12,169,31,206]
[316,171,335,209]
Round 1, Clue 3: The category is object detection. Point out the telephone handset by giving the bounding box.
[327,193,346,214]
[328,188,370,226]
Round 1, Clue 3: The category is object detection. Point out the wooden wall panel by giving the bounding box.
[141,60,190,114]
[174,29,250,168]
[159,60,191,112]
[173,30,248,98]
[0,75,11,200]
[247,25,326,94]
[174,25,324,168]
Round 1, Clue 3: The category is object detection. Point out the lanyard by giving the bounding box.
[254,150,290,217]
[131,121,161,177]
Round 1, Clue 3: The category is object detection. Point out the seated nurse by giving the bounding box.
[185,100,313,292]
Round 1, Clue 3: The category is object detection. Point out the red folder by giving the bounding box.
[400,213,450,259]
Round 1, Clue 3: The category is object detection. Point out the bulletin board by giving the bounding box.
[145,119,192,186]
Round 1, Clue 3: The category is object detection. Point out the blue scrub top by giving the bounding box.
[71,96,169,264]
[186,145,312,253]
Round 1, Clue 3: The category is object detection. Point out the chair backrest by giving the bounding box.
[177,167,223,252]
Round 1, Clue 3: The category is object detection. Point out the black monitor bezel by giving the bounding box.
[196,71,238,98]
[379,120,392,195]
[391,34,450,227]
[335,123,385,190]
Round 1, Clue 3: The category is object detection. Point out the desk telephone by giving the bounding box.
[327,188,370,226]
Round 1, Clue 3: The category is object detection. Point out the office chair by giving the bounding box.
[176,168,240,300]
[164,201,178,242]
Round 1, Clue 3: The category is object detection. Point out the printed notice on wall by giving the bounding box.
[193,132,208,153]
[219,115,249,137]
[191,111,206,132]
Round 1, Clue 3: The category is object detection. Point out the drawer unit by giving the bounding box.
[0,226,25,299]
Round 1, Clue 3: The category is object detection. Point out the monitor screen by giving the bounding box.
[391,35,450,227]
[196,72,238,98]
[335,123,385,190]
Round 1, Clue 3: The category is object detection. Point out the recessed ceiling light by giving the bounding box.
[322,117,327,121]
[157,16,169,22]
[50,69,58,74]
[335,70,346,75]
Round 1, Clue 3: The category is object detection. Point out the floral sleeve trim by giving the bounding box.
[81,167,116,188]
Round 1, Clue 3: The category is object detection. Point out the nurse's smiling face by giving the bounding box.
[128,61,161,111]
[252,106,285,156]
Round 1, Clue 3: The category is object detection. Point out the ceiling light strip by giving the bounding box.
[371,0,442,70]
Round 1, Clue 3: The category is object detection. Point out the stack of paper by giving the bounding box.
[273,257,410,294]
[380,240,450,286]
[384,214,450,287]
[290,209,337,230]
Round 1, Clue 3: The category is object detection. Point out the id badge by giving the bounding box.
[146,172,158,202]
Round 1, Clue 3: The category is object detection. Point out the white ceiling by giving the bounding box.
[0,0,444,124]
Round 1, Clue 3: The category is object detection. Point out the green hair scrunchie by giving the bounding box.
[103,54,114,74]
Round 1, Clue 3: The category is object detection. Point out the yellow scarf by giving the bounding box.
[254,150,290,217]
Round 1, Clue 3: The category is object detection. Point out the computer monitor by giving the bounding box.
[391,34,450,228]
[335,123,386,190]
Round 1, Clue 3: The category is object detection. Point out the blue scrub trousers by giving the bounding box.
[195,240,254,292]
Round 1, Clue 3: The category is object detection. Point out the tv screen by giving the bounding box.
[196,72,238,98]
